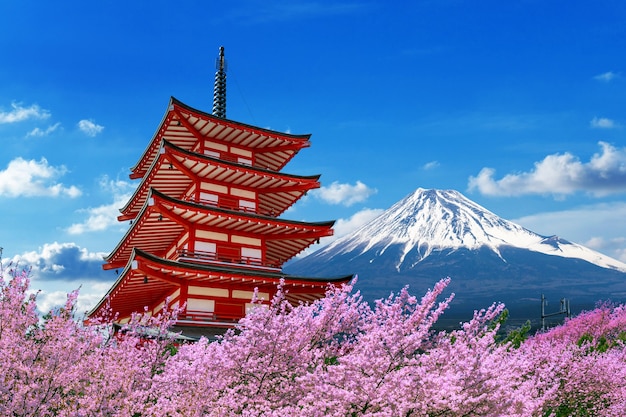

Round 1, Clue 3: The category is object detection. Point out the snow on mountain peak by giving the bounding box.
[321,188,626,273]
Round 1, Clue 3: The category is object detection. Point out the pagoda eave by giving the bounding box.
[130,97,313,179]
[105,189,334,271]
[119,139,321,221]
[90,248,353,323]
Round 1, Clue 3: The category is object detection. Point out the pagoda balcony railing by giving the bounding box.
[176,249,281,270]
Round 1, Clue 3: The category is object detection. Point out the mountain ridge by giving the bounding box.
[313,188,626,273]
[285,188,626,324]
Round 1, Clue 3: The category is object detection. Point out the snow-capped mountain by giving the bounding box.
[314,188,626,272]
[286,188,626,326]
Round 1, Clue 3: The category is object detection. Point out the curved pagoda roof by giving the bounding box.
[130,97,312,179]
[119,139,321,221]
[105,189,334,271]
[90,248,353,321]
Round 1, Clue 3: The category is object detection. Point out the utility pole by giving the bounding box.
[541,294,571,330]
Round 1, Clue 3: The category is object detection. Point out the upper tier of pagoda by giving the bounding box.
[118,139,321,221]
[130,97,311,180]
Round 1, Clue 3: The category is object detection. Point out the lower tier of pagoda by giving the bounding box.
[88,248,352,335]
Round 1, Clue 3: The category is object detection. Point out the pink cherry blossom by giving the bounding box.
[2,263,626,416]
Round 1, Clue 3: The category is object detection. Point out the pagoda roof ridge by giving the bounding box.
[169,96,312,141]
[105,187,335,270]
[119,138,321,221]
[161,138,322,181]
[89,247,353,320]
[130,97,313,179]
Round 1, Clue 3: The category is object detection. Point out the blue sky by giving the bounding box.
[2,1,626,314]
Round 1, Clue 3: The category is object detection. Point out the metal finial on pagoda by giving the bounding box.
[212,46,227,118]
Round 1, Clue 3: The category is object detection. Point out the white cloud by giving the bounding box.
[7,242,114,315]
[66,196,129,234]
[78,119,104,137]
[67,176,135,234]
[513,202,626,262]
[10,242,107,281]
[97,175,137,195]
[590,117,618,129]
[332,208,384,238]
[312,180,377,206]
[27,122,61,137]
[0,157,81,198]
[594,71,618,82]
[35,290,72,315]
[0,102,50,124]
[36,285,112,317]
[583,236,626,261]
[423,160,440,170]
[614,247,626,264]
[468,142,626,197]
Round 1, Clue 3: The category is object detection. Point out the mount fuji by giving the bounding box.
[285,188,626,327]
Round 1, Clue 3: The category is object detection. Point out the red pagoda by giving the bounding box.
[88,47,352,338]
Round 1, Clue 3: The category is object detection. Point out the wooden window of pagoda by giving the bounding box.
[193,182,253,213]
[203,147,254,167]
[194,241,217,261]
[231,187,257,214]
[236,156,252,166]
[229,146,254,167]
[241,247,262,266]
[199,192,219,207]
[186,298,215,314]
[204,149,220,158]
[238,199,256,214]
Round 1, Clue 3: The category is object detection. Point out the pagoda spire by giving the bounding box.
[212,46,227,118]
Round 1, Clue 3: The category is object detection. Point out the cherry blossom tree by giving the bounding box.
[0,266,177,416]
[2,260,626,416]
[523,303,626,416]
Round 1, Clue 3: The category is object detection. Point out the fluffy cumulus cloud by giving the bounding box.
[312,181,377,206]
[7,242,115,314]
[590,117,618,129]
[0,102,50,124]
[468,142,626,197]
[77,119,104,137]
[10,242,108,282]
[0,157,81,198]
[66,176,136,234]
